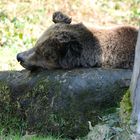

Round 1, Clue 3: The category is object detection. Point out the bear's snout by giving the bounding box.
[17,53,25,63]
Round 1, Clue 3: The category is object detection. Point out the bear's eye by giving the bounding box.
[44,50,58,61]
[50,53,57,60]
[43,49,52,59]
[45,50,52,57]
[35,50,41,55]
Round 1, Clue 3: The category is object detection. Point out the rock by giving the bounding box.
[0,68,132,138]
[86,113,133,140]
[87,124,114,140]
[87,124,124,140]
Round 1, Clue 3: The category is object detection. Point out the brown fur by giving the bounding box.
[17,12,138,71]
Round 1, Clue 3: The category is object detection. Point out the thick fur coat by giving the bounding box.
[17,12,138,70]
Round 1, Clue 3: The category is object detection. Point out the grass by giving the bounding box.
[0,0,140,71]
[0,134,67,140]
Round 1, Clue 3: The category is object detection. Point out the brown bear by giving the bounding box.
[17,11,138,71]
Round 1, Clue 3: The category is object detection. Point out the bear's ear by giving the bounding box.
[56,32,82,69]
[52,11,72,24]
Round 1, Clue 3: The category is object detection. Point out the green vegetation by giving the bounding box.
[0,0,139,70]
[0,134,67,140]
[0,79,65,139]
[120,89,132,124]
[0,81,26,138]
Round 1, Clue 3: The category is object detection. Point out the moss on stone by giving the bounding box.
[120,89,132,124]
[0,81,10,104]
[0,81,25,134]
[23,78,62,134]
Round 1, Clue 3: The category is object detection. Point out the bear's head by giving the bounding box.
[17,12,84,71]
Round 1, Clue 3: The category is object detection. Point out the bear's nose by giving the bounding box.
[17,53,24,63]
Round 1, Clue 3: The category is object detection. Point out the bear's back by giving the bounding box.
[89,26,138,68]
